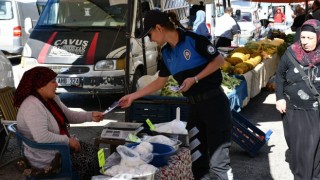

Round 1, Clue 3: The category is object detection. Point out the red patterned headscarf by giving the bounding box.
[14,67,70,136]
[14,67,57,107]
[290,19,320,66]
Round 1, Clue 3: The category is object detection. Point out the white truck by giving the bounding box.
[21,0,183,95]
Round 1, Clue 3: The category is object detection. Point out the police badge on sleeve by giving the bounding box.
[207,45,216,54]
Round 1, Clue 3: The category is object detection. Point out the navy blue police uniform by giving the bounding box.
[158,28,233,179]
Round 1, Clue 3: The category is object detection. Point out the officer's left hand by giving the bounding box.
[179,77,196,92]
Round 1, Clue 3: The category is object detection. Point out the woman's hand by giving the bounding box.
[276,99,286,114]
[92,111,104,122]
[69,137,81,152]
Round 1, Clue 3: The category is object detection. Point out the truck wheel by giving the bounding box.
[130,69,142,93]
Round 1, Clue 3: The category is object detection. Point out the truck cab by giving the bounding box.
[21,0,159,94]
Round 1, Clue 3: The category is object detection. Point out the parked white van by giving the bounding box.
[21,0,159,94]
[0,0,47,54]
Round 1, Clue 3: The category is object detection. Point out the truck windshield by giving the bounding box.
[0,1,13,20]
[37,0,128,27]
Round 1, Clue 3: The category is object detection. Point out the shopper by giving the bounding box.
[312,0,320,20]
[275,19,320,180]
[215,7,240,48]
[14,66,104,179]
[193,10,212,40]
[273,7,285,23]
[285,4,294,27]
[291,7,314,42]
[119,9,233,180]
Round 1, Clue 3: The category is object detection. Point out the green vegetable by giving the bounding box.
[221,72,242,90]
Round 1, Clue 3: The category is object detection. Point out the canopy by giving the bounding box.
[185,0,214,4]
[246,0,305,2]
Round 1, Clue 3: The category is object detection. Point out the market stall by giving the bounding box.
[241,53,280,106]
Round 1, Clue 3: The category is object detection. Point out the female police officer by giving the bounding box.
[119,10,233,180]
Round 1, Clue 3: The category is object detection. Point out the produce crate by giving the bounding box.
[231,110,273,157]
[129,95,189,137]
[129,95,190,124]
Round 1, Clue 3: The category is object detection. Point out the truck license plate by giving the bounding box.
[57,77,80,86]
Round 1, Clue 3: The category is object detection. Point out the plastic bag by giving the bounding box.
[142,135,176,146]
[116,145,144,167]
[154,119,187,134]
[116,145,153,167]
[154,107,188,134]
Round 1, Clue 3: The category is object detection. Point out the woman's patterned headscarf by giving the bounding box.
[14,67,57,107]
[14,66,70,136]
[290,19,320,66]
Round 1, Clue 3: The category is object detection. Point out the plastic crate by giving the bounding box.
[129,95,189,124]
[231,110,273,157]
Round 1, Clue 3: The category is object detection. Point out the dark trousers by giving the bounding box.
[283,109,320,180]
[187,92,232,179]
[215,37,232,48]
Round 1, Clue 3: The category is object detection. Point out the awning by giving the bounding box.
[245,0,305,2]
[185,0,215,4]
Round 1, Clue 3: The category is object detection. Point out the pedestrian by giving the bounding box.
[14,66,104,179]
[275,19,320,180]
[291,7,314,42]
[119,9,234,180]
[312,0,320,20]
[215,7,240,48]
[193,10,212,40]
[257,4,269,28]
[285,4,294,27]
[273,7,285,23]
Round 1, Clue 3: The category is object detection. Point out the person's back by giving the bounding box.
[312,0,320,20]
[291,12,314,42]
[215,7,240,47]
[195,22,212,40]
[193,10,211,40]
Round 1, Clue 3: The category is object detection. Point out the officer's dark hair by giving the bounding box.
[158,12,176,31]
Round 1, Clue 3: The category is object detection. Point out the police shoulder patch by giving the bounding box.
[207,45,216,54]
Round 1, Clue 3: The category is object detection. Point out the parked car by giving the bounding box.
[0,0,47,54]
[0,50,14,88]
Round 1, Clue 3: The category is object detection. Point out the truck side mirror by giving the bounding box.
[24,17,33,34]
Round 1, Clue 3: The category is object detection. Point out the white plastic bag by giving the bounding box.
[143,135,176,146]
[116,145,145,167]
[154,107,188,134]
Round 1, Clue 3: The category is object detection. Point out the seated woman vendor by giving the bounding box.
[14,66,104,179]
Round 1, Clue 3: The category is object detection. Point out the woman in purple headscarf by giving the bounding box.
[275,19,320,179]
[14,66,104,179]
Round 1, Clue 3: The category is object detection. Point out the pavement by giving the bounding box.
[0,88,294,180]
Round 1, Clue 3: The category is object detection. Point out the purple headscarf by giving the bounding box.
[290,19,320,66]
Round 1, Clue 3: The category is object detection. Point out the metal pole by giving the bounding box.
[139,0,147,75]
[125,0,133,95]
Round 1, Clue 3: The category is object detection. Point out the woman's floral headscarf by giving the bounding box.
[14,67,57,107]
[14,67,70,136]
[290,19,320,66]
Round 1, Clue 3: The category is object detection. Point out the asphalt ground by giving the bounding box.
[0,88,294,180]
